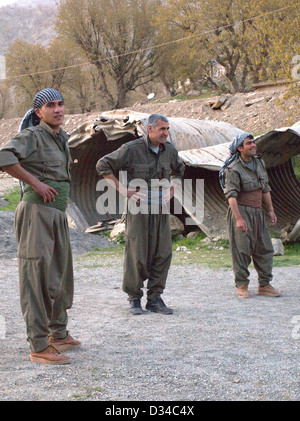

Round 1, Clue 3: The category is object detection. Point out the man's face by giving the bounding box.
[148,119,170,147]
[238,137,256,160]
[35,100,65,132]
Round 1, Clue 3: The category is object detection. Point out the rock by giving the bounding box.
[286,219,300,242]
[220,99,232,110]
[187,90,201,98]
[245,97,265,107]
[110,222,126,241]
[169,214,185,236]
[187,231,200,239]
[208,95,228,110]
[176,246,189,251]
[272,238,284,256]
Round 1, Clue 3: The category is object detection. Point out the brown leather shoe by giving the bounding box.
[30,345,70,365]
[237,284,250,298]
[258,284,281,297]
[49,333,81,351]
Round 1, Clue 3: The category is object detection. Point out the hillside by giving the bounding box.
[132,85,300,136]
[0,0,57,55]
[0,85,299,152]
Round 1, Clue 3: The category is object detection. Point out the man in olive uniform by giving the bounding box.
[219,132,280,298]
[96,114,185,314]
[0,89,80,364]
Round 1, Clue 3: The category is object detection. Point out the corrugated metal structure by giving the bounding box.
[179,123,300,239]
[67,110,300,241]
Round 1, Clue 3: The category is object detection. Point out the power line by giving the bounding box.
[0,2,299,82]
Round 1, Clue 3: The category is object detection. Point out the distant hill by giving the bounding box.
[0,0,57,55]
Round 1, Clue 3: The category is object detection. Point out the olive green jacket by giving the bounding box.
[96,136,185,185]
[223,155,271,200]
[0,120,71,182]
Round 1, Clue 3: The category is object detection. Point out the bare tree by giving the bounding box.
[56,0,162,109]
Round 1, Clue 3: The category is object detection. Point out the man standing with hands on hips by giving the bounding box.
[0,88,80,364]
[97,114,185,315]
[219,132,280,299]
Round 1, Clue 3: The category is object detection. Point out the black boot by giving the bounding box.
[129,298,143,315]
[146,297,173,315]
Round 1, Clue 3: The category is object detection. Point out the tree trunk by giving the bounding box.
[225,70,240,93]
[94,62,115,108]
[115,77,128,109]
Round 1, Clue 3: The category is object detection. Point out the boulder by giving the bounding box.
[110,222,126,241]
[272,238,284,256]
[169,215,185,236]
[187,90,201,98]
[207,95,229,109]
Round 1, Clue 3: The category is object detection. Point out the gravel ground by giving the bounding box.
[0,216,299,401]
[1,94,299,403]
[0,178,299,402]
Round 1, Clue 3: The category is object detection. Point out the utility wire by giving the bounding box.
[0,2,299,82]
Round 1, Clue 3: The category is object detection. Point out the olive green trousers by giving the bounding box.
[123,211,172,301]
[227,206,274,288]
[15,202,74,352]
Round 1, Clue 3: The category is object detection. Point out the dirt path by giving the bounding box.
[0,173,299,402]
[0,240,299,401]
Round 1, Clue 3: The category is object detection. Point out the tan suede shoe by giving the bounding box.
[237,284,250,298]
[258,284,281,297]
[49,333,81,351]
[30,345,70,365]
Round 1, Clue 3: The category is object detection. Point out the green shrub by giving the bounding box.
[0,185,21,211]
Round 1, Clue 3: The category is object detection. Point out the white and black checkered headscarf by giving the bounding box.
[219,132,254,190]
[19,88,64,132]
[18,89,64,199]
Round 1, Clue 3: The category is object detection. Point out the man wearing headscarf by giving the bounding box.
[0,89,80,364]
[219,132,280,298]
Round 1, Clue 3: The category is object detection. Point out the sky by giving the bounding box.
[0,0,56,7]
[0,0,17,5]
[0,0,36,6]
